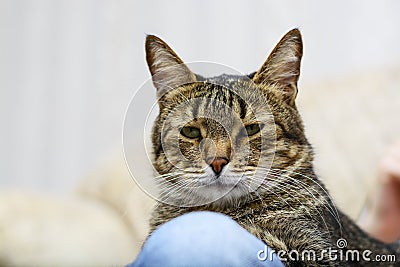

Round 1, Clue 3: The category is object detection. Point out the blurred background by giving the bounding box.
[1,1,400,266]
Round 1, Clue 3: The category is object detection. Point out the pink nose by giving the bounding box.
[209,157,229,175]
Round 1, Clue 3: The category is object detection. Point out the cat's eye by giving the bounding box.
[245,123,261,136]
[180,126,201,139]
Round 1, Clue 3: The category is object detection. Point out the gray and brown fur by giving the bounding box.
[144,29,400,266]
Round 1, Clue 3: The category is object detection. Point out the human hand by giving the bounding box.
[363,140,400,243]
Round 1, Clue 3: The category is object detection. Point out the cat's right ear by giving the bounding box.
[252,29,303,106]
[145,35,197,99]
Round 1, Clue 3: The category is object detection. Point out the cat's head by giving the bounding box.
[146,29,313,207]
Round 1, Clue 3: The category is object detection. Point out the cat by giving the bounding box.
[144,29,400,266]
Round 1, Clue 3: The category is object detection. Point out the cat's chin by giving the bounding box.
[192,180,250,208]
[162,180,248,208]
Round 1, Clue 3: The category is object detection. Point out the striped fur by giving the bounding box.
[144,29,400,266]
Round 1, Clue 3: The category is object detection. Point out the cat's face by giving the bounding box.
[146,29,312,207]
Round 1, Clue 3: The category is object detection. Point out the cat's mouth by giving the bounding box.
[188,170,252,205]
[194,167,245,191]
[203,176,240,188]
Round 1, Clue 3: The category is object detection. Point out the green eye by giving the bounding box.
[180,126,201,139]
[245,124,260,136]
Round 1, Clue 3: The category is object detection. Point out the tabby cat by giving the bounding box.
[144,29,400,266]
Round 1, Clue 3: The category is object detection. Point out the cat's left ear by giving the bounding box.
[145,35,197,97]
[252,29,303,106]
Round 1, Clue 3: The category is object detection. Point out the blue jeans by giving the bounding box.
[127,211,284,267]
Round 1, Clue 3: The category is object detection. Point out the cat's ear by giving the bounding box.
[145,35,197,96]
[252,29,303,106]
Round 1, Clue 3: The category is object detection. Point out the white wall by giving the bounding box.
[1,0,400,193]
